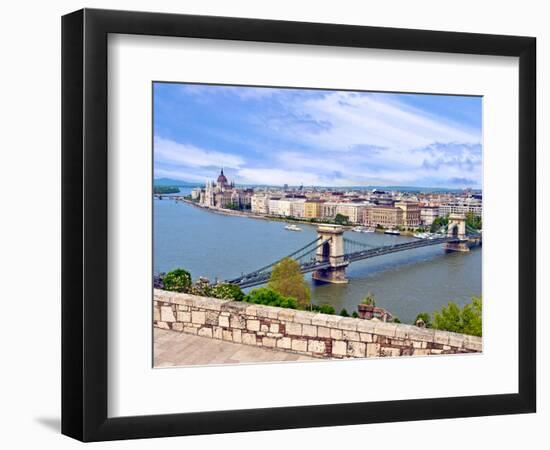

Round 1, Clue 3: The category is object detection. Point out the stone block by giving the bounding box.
[194,296,227,311]
[366,343,381,357]
[213,326,223,340]
[347,341,366,358]
[157,321,170,330]
[262,337,276,348]
[373,322,397,338]
[286,322,302,336]
[176,311,191,323]
[394,324,419,339]
[172,322,184,332]
[232,329,242,343]
[269,323,280,333]
[245,305,259,316]
[413,348,430,356]
[406,327,435,342]
[266,307,281,320]
[308,340,326,354]
[230,314,246,329]
[356,320,376,333]
[325,315,342,328]
[343,330,360,342]
[463,335,482,352]
[278,309,296,322]
[267,332,283,339]
[153,307,160,322]
[260,324,269,332]
[293,311,313,325]
[359,333,374,343]
[183,326,198,334]
[160,306,176,322]
[330,329,343,340]
[332,340,347,356]
[218,315,230,328]
[242,333,257,346]
[317,326,330,338]
[448,332,466,349]
[191,311,206,325]
[311,313,332,327]
[222,330,233,341]
[246,319,260,331]
[339,318,358,331]
[433,330,450,345]
[380,347,401,357]
[198,327,213,338]
[291,339,308,352]
[302,324,317,337]
[205,311,219,326]
[222,301,249,315]
[177,305,189,311]
[277,337,292,349]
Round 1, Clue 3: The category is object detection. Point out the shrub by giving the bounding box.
[339,308,350,317]
[245,287,299,309]
[189,277,213,297]
[392,317,401,324]
[414,312,432,328]
[163,268,192,292]
[361,292,376,306]
[310,303,336,315]
[211,283,245,301]
[351,311,359,318]
[432,296,482,337]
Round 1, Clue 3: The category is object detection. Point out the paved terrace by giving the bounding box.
[154,328,315,367]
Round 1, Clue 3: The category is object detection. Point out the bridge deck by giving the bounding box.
[231,235,472,288]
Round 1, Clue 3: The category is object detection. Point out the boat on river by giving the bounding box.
[384,229,401,235]
[284,224,302,231]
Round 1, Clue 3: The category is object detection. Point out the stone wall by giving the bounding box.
[154,289,482,359]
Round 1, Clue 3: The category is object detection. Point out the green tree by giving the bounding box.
[465,212,482,230]
[245,287,299,309]
[268,257,311,308]
[430,215,449,233]
[461,296,482,336]
[311,303,336,315]
[339,308,350,317]
[361,292,376,306]
[414,312,432,328]
[211,283,245,301]
[163,268,192,292]
[334,213,350,225]
[432,296,482,336]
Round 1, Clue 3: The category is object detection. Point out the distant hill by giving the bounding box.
[153,178,201,187]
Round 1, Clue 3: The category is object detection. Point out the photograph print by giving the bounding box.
[153,82,483,368]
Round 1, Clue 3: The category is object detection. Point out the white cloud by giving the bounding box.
[154,137,244,169]
[268,91,480,155]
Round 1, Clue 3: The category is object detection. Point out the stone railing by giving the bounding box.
[154,290,482,359]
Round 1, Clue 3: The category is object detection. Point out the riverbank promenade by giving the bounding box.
[154,328,315,367]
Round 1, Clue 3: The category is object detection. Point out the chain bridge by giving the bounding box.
[228,213,481,288]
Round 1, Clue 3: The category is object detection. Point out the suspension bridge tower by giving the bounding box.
[445,213,472,252]
[312,225,349,284]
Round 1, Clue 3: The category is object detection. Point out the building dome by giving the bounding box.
[217,168,228,186]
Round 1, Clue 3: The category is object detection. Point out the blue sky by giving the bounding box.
[153,83,482,188]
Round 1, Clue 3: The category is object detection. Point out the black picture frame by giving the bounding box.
[62,8,536,442]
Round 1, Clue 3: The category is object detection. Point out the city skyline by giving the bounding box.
[154,83,483,189]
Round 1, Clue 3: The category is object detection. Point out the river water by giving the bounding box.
[154,189,481,324]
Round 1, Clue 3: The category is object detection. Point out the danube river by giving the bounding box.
[154,191,482,324]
